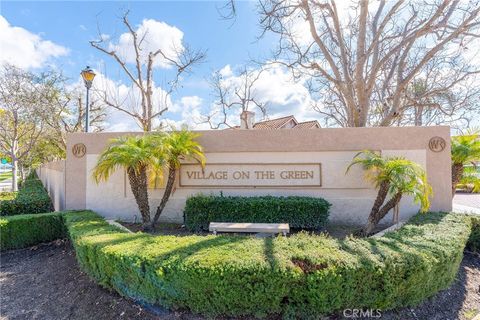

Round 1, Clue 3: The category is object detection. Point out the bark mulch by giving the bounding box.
[0,240,479,320]
[0,241,199,320]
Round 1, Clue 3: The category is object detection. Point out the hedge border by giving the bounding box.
[0,172,53,216]
[63,211,475,318]
[0,212,65,250]
[184,194,331,231]
[2,210,478,318]
[466,214,480,252]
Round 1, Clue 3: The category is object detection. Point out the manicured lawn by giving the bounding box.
[0,171,12,182]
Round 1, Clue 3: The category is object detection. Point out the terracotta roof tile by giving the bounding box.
[253,115,297,129]
[224,115,320,130]
[293,120,321,129]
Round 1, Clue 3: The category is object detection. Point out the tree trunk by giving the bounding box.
[355,181,389,236]
[451,163,464,197]
[369,180,390,217]
[151,164,176,229]
[126,167,151,229]
[11,157,18,192]
[19,163,25,182]
[361,192,403,236]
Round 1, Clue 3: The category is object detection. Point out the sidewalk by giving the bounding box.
[453,193,480,215]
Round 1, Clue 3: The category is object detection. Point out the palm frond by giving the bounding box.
[347,151,432,212]
[451,131,480,165]
[92,134,167,184]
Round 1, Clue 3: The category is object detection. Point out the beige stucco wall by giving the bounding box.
[36,160,66,211]
[65,126,452,225]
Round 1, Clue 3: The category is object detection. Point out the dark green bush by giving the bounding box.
[63,210,472,318]
[184,194,331,231]
[0,172,53,216]
[2,209,474,316]
[0,212,65,250]
[466,215,480,253]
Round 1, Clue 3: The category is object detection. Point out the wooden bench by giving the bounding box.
[209,222,290,236]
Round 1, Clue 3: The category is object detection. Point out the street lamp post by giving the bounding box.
[80,66,96,132]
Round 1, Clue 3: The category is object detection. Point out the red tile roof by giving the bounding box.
[293,120,321,129]
[253,115,297,129]
[227,115,320,130]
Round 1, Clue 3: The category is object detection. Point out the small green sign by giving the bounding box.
[1,159,7,164]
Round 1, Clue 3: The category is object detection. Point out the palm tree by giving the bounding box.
[347,151,432,236]
[457,165,480,193]
[150,128,205,229]
[92,134,165,229]
[451,132,480,196]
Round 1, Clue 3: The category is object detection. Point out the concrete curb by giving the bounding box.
[106,220,133,233]
[453,204,480,215]
[371,222,406,238]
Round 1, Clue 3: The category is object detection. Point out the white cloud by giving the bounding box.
[0,15,69,69]
[164,95,211,129]
[219,64,233,77]
[71,68,178,132]
[208,64,317,126]
[108,19,184,69]
[71,65,319,131]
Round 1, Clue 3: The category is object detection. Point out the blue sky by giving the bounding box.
[1,1,477,132]
[1,1,310,130]
[1,1,270,76]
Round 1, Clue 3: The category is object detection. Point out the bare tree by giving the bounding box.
[45,84,106,150]
[257,0,480,127]
[0,65,59,191]
[90,11,206,131]
[203,66,268,129]
[397,74,480,128]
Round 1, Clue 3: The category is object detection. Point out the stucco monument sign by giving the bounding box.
[72,143,87,158]
[428,136,447,152]
[34,126,451,225]
[180,163,322,187]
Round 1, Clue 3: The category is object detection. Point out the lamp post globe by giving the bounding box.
[80,66,96,132]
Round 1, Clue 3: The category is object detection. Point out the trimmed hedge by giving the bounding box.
[0,172,53,216]
[63,210,473,318]
[184,194,331,231]
[1,210,476,317]
[0,212,65,250]
[467,215,480,253]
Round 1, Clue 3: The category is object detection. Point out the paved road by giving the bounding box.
[0,178,12,192]
[453,193,480,215]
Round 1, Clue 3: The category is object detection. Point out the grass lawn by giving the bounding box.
[0,171,12,182]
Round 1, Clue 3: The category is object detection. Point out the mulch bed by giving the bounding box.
[0,241,200,320]
[367,251,480,320]
[118,222,388,239]
[1,241,479,320]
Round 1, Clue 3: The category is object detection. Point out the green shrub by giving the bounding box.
[184,195,331,231]
[466,215,480,252]
[63,210,472,318]
[0,212,65,250]
[1,209,474,317]
[0,192,16,201]
[0,172,53,216]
